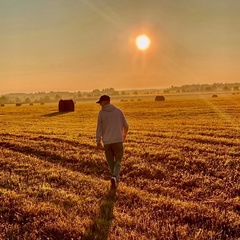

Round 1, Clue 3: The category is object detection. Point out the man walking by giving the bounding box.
[96,95,129,189]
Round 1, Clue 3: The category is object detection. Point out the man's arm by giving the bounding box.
[122,114,129,141]
[96,113,103,148]
[123,129,128,141]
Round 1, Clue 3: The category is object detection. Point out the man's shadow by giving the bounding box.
[82,188,117,240]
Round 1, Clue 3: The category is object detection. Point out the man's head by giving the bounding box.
[96,95,110,106]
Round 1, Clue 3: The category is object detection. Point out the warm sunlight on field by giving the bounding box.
[0,94,240,239]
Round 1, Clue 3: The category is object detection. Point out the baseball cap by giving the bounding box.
[96,95,110,103]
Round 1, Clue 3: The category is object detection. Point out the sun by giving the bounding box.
[135,34,151,51]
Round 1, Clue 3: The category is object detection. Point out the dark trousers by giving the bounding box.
[104,142,123,181]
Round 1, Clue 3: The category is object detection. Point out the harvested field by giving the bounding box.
[0,94,239,239]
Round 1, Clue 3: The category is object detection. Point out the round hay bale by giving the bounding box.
[16,103,22,106]
[155,96,165,101]
[212,94,218,98]
[58,99,75,112]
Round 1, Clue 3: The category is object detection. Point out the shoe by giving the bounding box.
[111,176,117,189]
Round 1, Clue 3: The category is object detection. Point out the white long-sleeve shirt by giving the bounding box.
[96,104,129,145]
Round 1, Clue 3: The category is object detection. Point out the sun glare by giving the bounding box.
[135,34,151,51]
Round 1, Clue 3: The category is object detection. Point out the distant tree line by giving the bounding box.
[0,91,81,105]
[163,83,240,93]
[1,83,239,104]
[0,88,129,104]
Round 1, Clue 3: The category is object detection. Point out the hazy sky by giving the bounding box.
[1,0,240,93]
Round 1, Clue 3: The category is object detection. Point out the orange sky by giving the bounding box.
[0,0,240,93]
